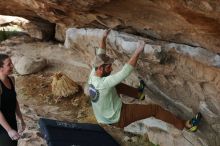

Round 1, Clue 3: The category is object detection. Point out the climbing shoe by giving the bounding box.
[138,92,145,100]
[185,112,202,132]
[138,79,146,100]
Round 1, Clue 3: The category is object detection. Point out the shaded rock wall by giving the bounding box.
[23,21,55,40]
[0,0,220,52]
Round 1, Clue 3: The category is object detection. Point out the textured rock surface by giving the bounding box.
[1,0,220,53]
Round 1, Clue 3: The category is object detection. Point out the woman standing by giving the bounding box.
[0,54,26,146]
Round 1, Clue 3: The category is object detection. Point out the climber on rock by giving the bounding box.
[88,29,202,132]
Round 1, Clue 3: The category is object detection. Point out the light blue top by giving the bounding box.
[88,48,134,124]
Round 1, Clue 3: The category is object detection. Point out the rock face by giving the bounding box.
[1,0,220,53]
[1,1,220,146]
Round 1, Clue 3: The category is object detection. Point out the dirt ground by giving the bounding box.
[0,35,153,146]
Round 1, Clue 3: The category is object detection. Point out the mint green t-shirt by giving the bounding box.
[88,48,134,124]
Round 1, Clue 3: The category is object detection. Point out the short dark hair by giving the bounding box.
[0,54,9,68]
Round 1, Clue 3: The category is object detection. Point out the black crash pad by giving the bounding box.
[39,118,120,146]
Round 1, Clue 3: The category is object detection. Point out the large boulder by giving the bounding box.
[12,55,47,75]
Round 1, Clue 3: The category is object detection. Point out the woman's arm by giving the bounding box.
[0,111,20,140]
[0,111,12,132]
[15,100,26,134]
[11,76,26,133]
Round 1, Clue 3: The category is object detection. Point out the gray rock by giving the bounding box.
[199,101,219,124]
[64,28,161,63]
[12,55,47,75]
[165,43,220,67]
[212,124,220,133]
[124,117,209,146]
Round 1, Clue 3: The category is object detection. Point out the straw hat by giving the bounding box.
[51,72,79,98]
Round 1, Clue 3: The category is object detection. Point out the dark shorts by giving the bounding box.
[112,103,156,128]
[112,103,185,130]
